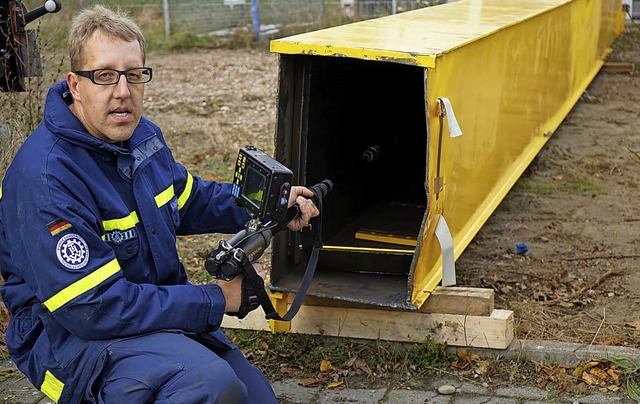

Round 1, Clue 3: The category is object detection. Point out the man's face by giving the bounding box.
[67,31,145,143]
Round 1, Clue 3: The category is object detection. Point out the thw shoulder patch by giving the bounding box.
[56,233,89,270]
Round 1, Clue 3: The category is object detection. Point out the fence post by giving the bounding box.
[162,0,171,38]
[251,0,260,40]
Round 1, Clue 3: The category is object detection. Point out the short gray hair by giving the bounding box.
[68,5,146,71]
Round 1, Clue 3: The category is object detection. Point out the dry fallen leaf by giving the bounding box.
[343,357,357,368]
[474,360,490,376]
[320,359,336,372]
[589,367,610,383]
[0,304,9,330]
[535,378,548,389]
[355,358,372,376]
[327,381,344,389]
[582,371,605,386]
[607,367,620,385]
[298,378,322,387]
[451,356,472,370]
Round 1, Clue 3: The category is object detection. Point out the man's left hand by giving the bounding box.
[287,186,320,232]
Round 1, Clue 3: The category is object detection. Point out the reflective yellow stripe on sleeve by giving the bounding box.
[177,172,193,210]
[41,370,64,403]
[0,184,3,201]
[102,211,139,231]
[155,185,174,208]
[43,258,121,312]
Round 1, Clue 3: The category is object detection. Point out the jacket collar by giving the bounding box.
[44,81,155,155]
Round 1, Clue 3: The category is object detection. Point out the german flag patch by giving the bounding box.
[47,218,72,236]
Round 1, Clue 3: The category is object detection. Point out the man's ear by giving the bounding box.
[66,72,81,101]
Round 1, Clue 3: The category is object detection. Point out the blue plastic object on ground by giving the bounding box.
[516,242,528,255]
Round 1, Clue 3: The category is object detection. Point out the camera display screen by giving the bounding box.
[232,146,293,222]
[244,166,267,209]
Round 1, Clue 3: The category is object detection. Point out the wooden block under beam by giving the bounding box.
[420,286,495,316]
[603,62,636,74]
[222,304,514,349]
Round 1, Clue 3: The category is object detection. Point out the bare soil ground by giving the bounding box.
[147,24,640,349]
[456,24,640,347]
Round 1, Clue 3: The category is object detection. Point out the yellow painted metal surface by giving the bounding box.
[272,0,621,68]
[269,291,291,333]
[270,0,624,309]
[413,0,624,307]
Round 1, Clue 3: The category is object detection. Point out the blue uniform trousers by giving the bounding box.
[83,332,277,403]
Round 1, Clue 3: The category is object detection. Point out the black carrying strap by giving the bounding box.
[240,188,324,322]
[226,276,260,319]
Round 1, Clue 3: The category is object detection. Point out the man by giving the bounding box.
[0,5,318,403]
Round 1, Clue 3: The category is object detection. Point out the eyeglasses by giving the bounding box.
[73,67,153,85]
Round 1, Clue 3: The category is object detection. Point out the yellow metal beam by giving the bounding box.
[270,0,625,310]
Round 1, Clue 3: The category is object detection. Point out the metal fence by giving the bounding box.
[166,0,328,38]
[81,0,449,40]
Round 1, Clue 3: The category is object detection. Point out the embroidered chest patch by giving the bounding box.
[56,234,89,270]
[104,228,137,245]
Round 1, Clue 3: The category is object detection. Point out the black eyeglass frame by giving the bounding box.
[73,67,153,85]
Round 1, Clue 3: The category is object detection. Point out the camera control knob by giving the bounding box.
[278,183,290,208]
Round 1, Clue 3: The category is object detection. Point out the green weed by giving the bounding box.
[606,356,640,402]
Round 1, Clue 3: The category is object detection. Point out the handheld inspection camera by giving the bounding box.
[205,146,332,320]
[231,145,293,223]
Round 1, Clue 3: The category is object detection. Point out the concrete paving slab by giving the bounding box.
[383,388,441,403]
[317,387,387,403]
[461,339,640,366]
[494,386,550,400]
[272,379,319,403]
[0,375,46,404]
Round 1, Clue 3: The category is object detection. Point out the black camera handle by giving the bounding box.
[231,180,329,322]
[205,179,332,320]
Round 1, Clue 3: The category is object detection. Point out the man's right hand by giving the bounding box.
[216,263,265,314]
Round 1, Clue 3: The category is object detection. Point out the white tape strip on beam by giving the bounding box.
[439,97,463,138]
[435,215,456,286]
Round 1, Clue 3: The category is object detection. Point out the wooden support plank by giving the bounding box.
[289,306,514,349]
[222,307,514,349]
[222,308,271,332]
[221,287,513,349]
[603,62,636,74]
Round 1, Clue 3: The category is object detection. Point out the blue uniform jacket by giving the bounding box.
[0,81,251,402]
